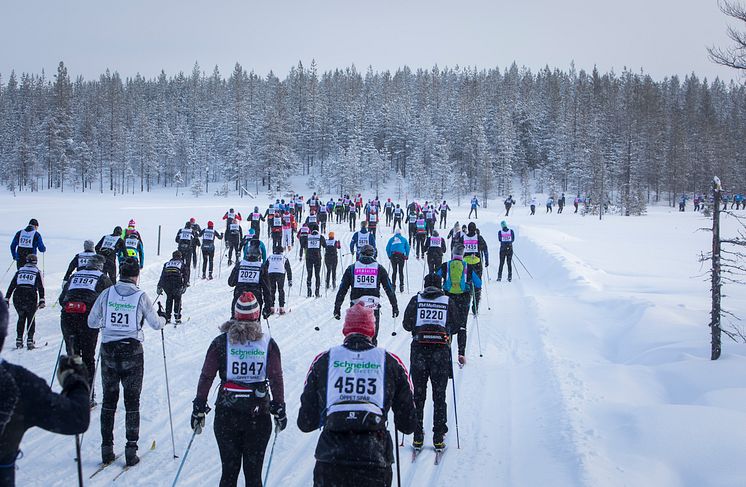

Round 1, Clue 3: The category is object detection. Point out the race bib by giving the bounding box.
[125,237,139,249]
[102,235,119,250]
[17,269,37,286]
[226,335,270,383]
[274,217,282,226]
[230,223,239,233]
[353,262,378,289]
[415,295,449,328]
[463,237,478,253]
[267,255,286,273]
[105,289,143,332]
[18,230,35,249]
[307,236,321,249]
[237,262,262,284]
[179,229,193,241]
[203,229,215,241]
[326,346,385,416]
[357,233,369,246]
[69,271,101,292]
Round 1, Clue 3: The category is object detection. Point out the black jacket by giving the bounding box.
[0,361,89,486]
[58,269,113,307]
[6,265,45,305]
[424,236,447,260]
[95,232,125,264]
[228,260,272,304]
[333,257,397,315]
[297,335,416,467]
[402,287,465,355]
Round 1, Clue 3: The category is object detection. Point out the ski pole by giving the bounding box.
[299,261,305,296]
[470,286,483,357]
[218,238,224,279]
[394,424,402,487]
[405,258,410,293]
[449,348,461,449]
[160,328,178,459]
[75,432,84,487]
[50,339,65,387]
[172,430,198,487]
[513,253,533,279]
[263,426,279,487]
[0,260,13,284]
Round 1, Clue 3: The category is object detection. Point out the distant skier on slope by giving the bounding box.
[497,220,515,282]
[10,218,46,270]
[468,196,480,219]
[264,246,292,314]
[157,251,188,325]
[5,254,45,349]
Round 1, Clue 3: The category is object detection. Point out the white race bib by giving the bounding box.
[326,345,385,416]
[353,262,378,289]
[267,254,286,274]
[179,229,193,241]
[18,230,35,249]
[237,261,262,284]
[125,237,140,249]
[105,289,143,332]
[226,334,270,383]
[101,235,119,250]
[16,267,37,286]
[415,294,449,329]
[69,270,102,292]
[357,233,369,247]
[307,235,321,249]
[203,229,215,241]
[463,237,478,254]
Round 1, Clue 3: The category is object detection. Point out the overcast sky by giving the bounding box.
[1,0,741,83]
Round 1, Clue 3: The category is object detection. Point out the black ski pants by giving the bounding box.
[349,213,357,231]
[272,231,283,249]
[390,253,405,290]
[178,245,193,282]
[499,246,513,280]
[439,212,447,228]
[415,233,426,258]
[325,255,338,288]
[426,252,443,276]
[100,341,144,449]
[530,205,536,215]
[12,293,37,341]
[164,284,183,320]
[61,311,99,387]
[558,204,564,214]
[103,257,117,282]
[385,210,392,226]
[446,292,471,331]
[468,207,478,219]
[314,461,392,487]
[251,223,261,239]
[408,225,417,245]
[202,247,215,276]
[505,204,512,217]
[227,238,240,263]
[306,254,322,292]
[393,217,402,231]
[214,409,271,487]
[268,273,286,308]
[410,345,450,438]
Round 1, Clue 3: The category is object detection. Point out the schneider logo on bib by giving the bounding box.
[332,359,382,374]
[230,347,266,361]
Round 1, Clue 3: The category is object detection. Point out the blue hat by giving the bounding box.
[500,220,508,228]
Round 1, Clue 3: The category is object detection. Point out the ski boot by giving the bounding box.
[433,433,446,451]
[413,431,424,450]
[307,288,312,298]
[101,445,116,465]
[201,273,206,280]
[400,284,404,293]
[26,340,35,350]
[497,276,502,282]
[315,289,321,298]
[90,392,98,410]
[279,307,286,315]
[268,307,275,315]
[16,338,23,349]
[125,442,140,467]
[208,273,213,280]
[227,259,233,266]
[508,275,512,282]
[175,315,182,325]
[165,317,171,325]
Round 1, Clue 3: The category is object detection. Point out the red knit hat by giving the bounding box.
[342,302,376,338]
[234,292,260,321]
[207,221,214,228]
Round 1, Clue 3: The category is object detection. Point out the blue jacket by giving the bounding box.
[10,226,46,261]
[471,198,479,208]
[436,258,483,294]
[386,234,410,258]
[350,229,376,255]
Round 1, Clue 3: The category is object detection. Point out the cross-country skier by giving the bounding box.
[318,204,329,234]
[367,206,380,238]
[350,221,376,259]
[574,194,581,213]
[0,294,90,487]
[424,230,447,275]
[406,208,418,244]
[333,245,398,345]
[176,221,199,284]
[402,273,464,451]
[264,246,292,315]
[546,196,554,213]
[157,251,188,324]
[436,244,482,335]
[225,218,243,266]
[282,210,296,251]
[384,198,394,226]
[63,240,98,282]
[462,222,488,313]
[335,198,345,224]
[228,246,271,318]
[438,201,451,228]
[305,229,325,297]
[414,213,428,259]
[5,254,45,349]
[298,302,415,486]
[123,221,144,268]
[386,229,410,293]
[241,230,267,263]
[10,218,46,270]
[200,221,223,280]
[468,196,480,219]
[223,208,242,224]
[58,254,112,400]
[190,291,286,487]
[504,195,515,216]
[497,220,515,282]
[392,204,404,232]
[558,193,565,213]
[324,231,341,290]
[348,201,357,231]
[425,205,438,236]
[87,257,166,467]
[297,223,310,261]
[249,207,265,239]
[96,227,125,282]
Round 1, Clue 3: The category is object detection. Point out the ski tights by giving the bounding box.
[214,411,271,487]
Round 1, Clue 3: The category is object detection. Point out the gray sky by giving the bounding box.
[1,0,741,83]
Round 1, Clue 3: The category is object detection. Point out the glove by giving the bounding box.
[157,302,168,320]
[262,307,272,319]
[458,355,466,368]
[38,299,46,309]
[269,401,287,432]
[392,305,399,319]
[57,355,88,390]
[404,255,409,261]
[484,261,489,268]
[288,281,292,288]
[157,286,163,295]
[333,311,341,320]
[191,401,211,434]
[61,280,68,288]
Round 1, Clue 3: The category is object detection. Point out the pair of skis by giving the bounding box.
[411,445,447,465]
[89,440,156,481]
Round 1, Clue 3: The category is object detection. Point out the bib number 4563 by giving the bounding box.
[334,377,377,395]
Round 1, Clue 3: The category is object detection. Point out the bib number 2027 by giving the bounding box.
[334,377,377,395]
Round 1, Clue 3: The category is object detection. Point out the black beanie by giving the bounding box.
[29,218,39,227]
[120,257,140,278]
[468,222,477,233]
[424,273,442,289]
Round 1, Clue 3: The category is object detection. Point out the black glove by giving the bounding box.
[191,400,211,434]
[157,302,167,320]
[392,305,399,318]
[262,307,272,320]
[56,355,89,390]
[157,286,163,295]
[269,401,287,432]
[333,310,341,320]
[484,260,489,268]
[288,281,292,288]
[38,299,46,309]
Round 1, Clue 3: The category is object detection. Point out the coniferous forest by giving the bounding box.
[0,60,743,215]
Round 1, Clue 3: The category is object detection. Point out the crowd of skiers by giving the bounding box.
[1,192,522,487]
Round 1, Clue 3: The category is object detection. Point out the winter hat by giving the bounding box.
[84,240,95,252]
[25,254,38,265]
[273,245,284,254]
[500,220,508,229]
[248,228,255,236]
[128,219,136,227]
[342,302,376,338]
[468,222,477,233]
[234,292,260,321]
[190,217,196,224]
[207,221,214,229]
[172,250,182,259]
[328,231,335,239]
[114,226,122,235]
[424,273,442,289]
[432,230,439,237]
[120,257,140,279]
[29,218,39,227]
[360,245,376,258]
[89,254,105,271]
[452,243,465,258]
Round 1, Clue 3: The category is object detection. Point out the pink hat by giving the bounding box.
[342,302,376,338]
[234,292,260,321]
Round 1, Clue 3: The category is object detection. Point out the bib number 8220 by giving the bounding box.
[418,309,444,321]
[334,377,377,395]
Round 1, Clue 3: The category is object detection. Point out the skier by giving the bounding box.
[225,218,243,266]
[348,200,357,231]
[424,230,447,275]
[333,245,398,345]
[58,253,112,397]
[462,222,489,313]
[367,206,380,238]
[264,246,292,315]
[384,198,394,226]
[200,221,223,280]
[546,196,554,213]
[574,194,581,213]
[468,196,480,219]
[63,240,98,283]
[5,254,45,349]
[446,221,463,256]
[176,221,199,283]
[295,195,304,220]
[189,218,202,270]
[392,204,404,232]
[318,204,329,234]
[415,213,428,259]
[190,291,286,487]
[406,207,418,244]
[282,210,296,252]
[157,251,188,324]
[436,244,482,338]
[241,230,267,263]
[438,200,451,228]
[95,227,125,282]
[0,295,90,487]
[10,218,46,270]
[263,204,275,236]
[350,221,376,259]
[335,198,345,224]
[87,257,166,466]
[529,196,537,215]
[228,246,271,318]
[558,193,566,213]
[355,193,363,216]
[424,205,437,236]
[305,228,326,297]
[223,208,243,224]
[402,273,464,451]
[297,303,416,486]
[249,207,265,239]
[324,231,342,290]
[123,223,145,268]
[297,223,310,261]
[497,220,515,282]
[504,195,515,217]
[386,229,410,293]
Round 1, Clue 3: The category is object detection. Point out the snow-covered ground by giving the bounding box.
[3,186,746,487]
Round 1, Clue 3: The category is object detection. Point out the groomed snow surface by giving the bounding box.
[2,187,746,487]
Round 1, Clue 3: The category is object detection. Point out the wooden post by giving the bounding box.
[711,177,722,360]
